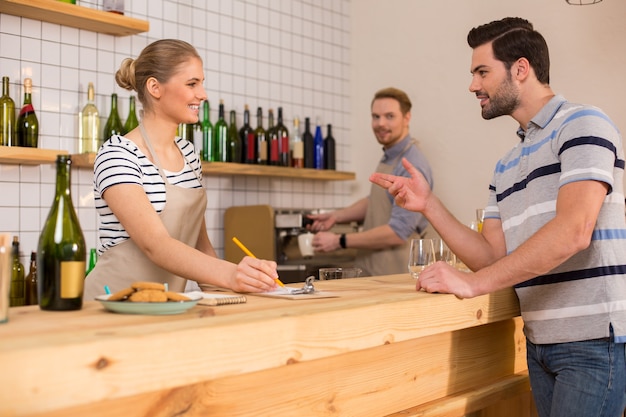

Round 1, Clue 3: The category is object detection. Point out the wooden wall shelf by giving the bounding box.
[0,146,67,165]
[202,162,355,181]
[0,0,149,36]
[0,148,356,181]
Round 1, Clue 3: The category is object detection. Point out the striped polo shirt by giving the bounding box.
[485,95,626,344]
[94,135,203,254]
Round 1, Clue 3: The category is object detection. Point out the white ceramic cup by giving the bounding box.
[298,232,314,258]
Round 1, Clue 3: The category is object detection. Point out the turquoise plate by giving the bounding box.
[95,293,202,315]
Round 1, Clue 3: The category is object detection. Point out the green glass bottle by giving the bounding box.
[86,248,97,276]
[0,76,16,146]
[9,236,25,307]
[201,100,214,162]
[38,155,86,311]
[226,110,241,162]
[267,109,279,166]
[214,100,228,162]
[123,95,139,134]
[16,78,39,148]
[254,107,267,165]
[103,93,124,141]
[78,82,100,153]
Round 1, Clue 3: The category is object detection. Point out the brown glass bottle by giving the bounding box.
[25,251,38,305]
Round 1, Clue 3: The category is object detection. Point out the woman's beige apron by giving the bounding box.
[84,127,206,299]
[355,140,420,277]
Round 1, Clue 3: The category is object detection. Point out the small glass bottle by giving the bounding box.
[226,110,241,162]
[10,236,25,307]
[86,248,98,276]
[123,95,139,134]
[0,76,16,146]
[25,251,38,306]
[313,120,324,170]
[103,93,124,142]
[201,100,214,162]
[291,117,304,168]
[16,78,39,148]
[78,82,100,153]
[324,124,336,170]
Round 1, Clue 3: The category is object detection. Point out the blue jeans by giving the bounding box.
[526,331,626,417]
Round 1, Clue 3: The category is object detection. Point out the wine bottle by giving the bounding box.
[201,100,214,162]
[324,123,336,170]
[226,110,241,162]
[9,236,25,307]
[0,76,16,146]
[313,120,324,169]
[177,123,194,144]
[255,107,268,165]
[25,251,38,306]
[291,117,304,168]
[38,155,86,311]
[240,105,255,164]
[103,93,123,142]
[303,117,314,168]
[123,95,139,134]
[215,100,228,162]
[267,109,279,166]
[78,82,100,153]
[86,248,97,276]
[192,111,202,155]
[276,107,290,167]
[16,78,39,148]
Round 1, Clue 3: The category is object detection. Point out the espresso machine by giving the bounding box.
[224,205,358,283]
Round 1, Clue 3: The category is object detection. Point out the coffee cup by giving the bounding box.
[318,267,362,280]
[298,232,314,258]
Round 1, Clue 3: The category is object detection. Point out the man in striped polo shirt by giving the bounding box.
[370,17,626,417]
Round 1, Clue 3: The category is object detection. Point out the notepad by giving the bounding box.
[186,291,247,306]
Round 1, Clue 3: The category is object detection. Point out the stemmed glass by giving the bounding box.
[408,238,435,279]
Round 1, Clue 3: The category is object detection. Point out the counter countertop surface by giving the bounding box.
[0,274,523,416]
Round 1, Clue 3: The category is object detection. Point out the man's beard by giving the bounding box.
[481,75,520,120]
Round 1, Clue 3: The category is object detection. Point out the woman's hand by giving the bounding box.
[229,256,279,293]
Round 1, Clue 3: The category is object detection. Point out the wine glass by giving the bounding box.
[475,209,485,233]
[408,238,435,279]
[432,238,456,266]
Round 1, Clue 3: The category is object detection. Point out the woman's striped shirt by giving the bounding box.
[94,135,203,254]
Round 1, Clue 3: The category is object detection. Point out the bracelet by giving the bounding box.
[339,233,347,249]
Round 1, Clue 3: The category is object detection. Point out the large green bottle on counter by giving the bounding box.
[37,155,86,311]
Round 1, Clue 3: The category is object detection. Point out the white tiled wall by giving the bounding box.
[0,0,353,262]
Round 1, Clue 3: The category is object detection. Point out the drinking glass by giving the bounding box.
[408,238,435,279]
[475,209,485,233]
[432,238,456,266]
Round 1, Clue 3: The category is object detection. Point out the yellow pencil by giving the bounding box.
[232,237,285,287]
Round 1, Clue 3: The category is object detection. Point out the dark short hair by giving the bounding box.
[371,87,412,115]
[467,17,550,85]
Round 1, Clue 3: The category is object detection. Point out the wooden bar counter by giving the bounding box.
[0,274,534,417]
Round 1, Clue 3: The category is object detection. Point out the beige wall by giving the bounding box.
[350,0,626,225]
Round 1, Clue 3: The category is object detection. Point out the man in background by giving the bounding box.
[309,87,433,276]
